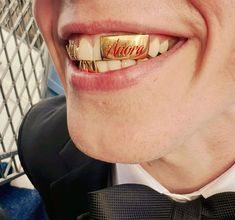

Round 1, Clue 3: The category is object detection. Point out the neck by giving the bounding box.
[141,106,235,194]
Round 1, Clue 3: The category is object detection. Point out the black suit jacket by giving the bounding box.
[17,96,112,220]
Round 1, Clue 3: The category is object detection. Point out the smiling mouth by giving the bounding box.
[62,22,187,91]
[66,33,179,73]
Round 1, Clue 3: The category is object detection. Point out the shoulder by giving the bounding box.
[18,95,68,145]
[17,96,70,185]
[19,96,68,142]
[17,96,112,219]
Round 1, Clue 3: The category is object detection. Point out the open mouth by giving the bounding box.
[63,28,187,91]
[66,33,180,73]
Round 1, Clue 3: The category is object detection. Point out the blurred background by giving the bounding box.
[0,0,63,219]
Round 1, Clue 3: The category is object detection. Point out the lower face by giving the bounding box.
[33,0,235,163]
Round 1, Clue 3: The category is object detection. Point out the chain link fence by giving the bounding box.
[0,0,49,185]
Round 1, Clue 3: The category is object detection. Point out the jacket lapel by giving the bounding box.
[50,139,112,220]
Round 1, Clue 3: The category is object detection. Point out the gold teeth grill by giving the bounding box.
[66,40,80,61]
[79,60,98,72]
[66,34,178,73]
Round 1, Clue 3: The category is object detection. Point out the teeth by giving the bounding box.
[168,38,178,50]
[159,40,169,54]
[66,40,80,60]
[107,61,121,71]
[137,58,148,63]
[122,59,136,68]
[93,36,102,60]
[78,37,93,60]
[96,61,108,73]
[79,60,97,72]
[148,37,160,57]
[67,35,179,73]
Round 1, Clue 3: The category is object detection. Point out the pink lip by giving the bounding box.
[59,20,188,40]
[68,40,186,92]
[70,67,138,91]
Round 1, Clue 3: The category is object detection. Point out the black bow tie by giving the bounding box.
[84,184,235,220]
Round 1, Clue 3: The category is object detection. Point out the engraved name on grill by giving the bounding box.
[100,35,149,60]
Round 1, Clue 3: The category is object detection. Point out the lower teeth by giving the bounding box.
[75,59,146,73]
[78,60,98,73]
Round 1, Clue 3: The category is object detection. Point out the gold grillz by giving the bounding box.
[66,40,80,61]
[66,34,178,73]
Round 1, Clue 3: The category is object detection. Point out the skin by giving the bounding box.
[33,0,235,193]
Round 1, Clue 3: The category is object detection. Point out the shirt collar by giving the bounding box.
[113,163,235,202]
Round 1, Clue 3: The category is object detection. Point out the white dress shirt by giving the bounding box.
[113,163,235,202]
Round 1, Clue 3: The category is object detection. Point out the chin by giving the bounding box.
[67,109,180,164]
[68,129,163,164]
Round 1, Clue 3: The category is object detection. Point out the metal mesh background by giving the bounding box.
[0,0,49,185]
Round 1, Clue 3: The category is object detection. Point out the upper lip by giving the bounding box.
[58,20,188,40]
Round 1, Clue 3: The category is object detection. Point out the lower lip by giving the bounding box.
[68,40,186,92]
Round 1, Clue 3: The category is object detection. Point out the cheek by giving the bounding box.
[33,0,61,35]
[33,0,53,30]
[190,0,235,23]
[33,0,67,89]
